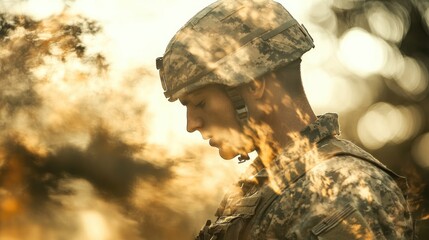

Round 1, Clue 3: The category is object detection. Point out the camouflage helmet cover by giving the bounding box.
[156,0,314,101]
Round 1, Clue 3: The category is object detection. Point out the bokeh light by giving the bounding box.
[390,56,429,99]
[357,102,423,149]
[303,68,373,113]
[302,25,337,66]
[412,133,429,169]
[338,27,389,78]
[365,1,409,43]
[307,0,337,33]
[331,0,360,10]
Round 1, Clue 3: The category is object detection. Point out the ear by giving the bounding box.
[246,79,265,100]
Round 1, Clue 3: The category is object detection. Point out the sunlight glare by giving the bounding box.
[277,0,316,21]
[303,69,335,111]
[338,28,388,78]
[303,68,366,113]
[20,0,64,19]
[302,25,337,65]
[79,210,108,240]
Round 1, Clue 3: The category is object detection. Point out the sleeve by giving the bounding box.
[268,157,413,240]
[307,157,413,240]
[310,203,376,240]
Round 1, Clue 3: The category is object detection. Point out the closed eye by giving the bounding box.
[196,101,205,108]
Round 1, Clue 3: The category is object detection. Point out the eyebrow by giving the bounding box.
[179,99,188,106]
[179,90,204,106]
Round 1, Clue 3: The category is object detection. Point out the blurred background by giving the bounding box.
[0,0,428,239]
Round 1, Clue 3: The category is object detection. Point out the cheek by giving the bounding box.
[207,106,239,128]
[209,117,241,137]
[220,129,253,151]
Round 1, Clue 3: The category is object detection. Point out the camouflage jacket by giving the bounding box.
[196,113,413,240]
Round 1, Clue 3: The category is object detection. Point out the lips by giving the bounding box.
[201,133,211,140]
[209,139,218,147]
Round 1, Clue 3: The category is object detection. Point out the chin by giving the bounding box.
[218,149,238,160]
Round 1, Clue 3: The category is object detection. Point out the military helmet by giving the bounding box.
[156,0,314,102]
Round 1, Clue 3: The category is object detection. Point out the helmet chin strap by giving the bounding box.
[225,86,250,164]
[238,153,250,163]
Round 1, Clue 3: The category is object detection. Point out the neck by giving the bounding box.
[254,98,317,163]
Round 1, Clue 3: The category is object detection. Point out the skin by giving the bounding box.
[179,70,317,163]
[179,84,255,160]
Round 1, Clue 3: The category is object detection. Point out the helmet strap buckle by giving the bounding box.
[238,153,250,164]
[225,86,248,125]
[225,86,251,163]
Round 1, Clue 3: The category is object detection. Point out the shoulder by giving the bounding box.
[307,138,404,196]
[261,154,413,239]
[307,154,402,198]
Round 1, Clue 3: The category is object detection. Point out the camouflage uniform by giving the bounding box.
[197,113,414,239]
[154,1,414,239]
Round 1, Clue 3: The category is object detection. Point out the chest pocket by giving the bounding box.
[209,194,261,240]
[207,215,248,240]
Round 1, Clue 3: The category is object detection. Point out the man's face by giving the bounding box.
[179,84,254,160]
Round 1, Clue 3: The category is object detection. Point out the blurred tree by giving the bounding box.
[0,12,107,117]
[0,11,193,240]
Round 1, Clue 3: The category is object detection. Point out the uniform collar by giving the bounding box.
[239,113,341,192]
[268,113,340,192]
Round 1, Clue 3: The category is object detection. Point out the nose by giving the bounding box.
[186,108,203,133]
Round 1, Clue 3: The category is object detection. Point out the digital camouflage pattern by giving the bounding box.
[197,113,413,239]
[157,0,314,101]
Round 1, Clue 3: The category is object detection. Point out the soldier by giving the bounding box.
[155,0,414,239]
